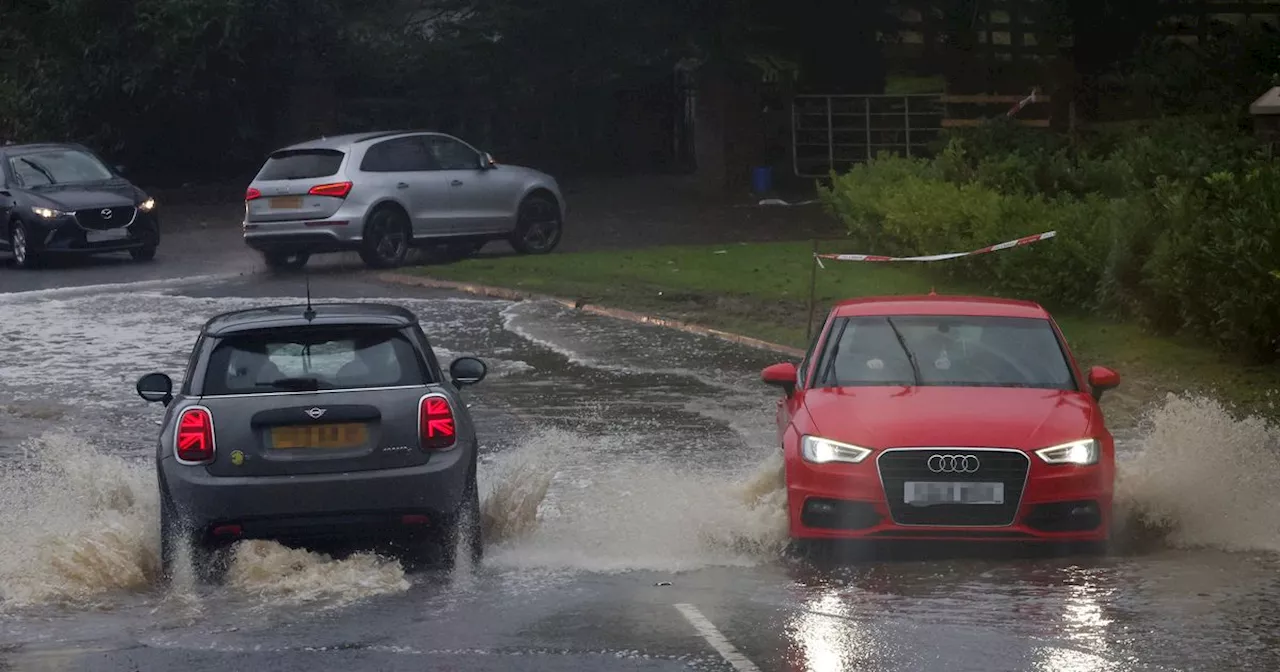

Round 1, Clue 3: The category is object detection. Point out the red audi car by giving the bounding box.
[762,295,1121,549]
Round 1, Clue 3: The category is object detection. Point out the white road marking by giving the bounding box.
[674,603,761,672]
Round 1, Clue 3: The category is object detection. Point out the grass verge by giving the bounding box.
[412,242,1279,424]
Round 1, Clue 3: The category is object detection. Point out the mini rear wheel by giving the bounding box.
[400,466,482,571]
[160,491,224,584]
[447,471,484,568]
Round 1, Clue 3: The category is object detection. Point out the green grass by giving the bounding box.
[885,74,946,95]
[415,242,1279,424]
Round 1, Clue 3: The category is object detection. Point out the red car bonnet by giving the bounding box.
[799,385,1097,450]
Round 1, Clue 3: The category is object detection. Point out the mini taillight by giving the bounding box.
[419,394,457,450]
[176,407,215,463]
[308,181,353,198]
[245,187,262,201]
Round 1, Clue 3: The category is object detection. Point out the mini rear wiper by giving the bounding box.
[884,317,923,386]
[257,377,324,391]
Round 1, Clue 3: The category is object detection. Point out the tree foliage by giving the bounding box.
[0,0,419,177]
[0,0,715,178]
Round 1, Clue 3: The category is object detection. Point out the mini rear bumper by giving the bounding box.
[160,442,473,541]
[787,455,1113,542]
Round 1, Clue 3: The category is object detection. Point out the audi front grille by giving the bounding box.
[75,206,137,230]
[876,448,1030,526]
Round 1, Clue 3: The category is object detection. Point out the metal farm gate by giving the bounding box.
[790,93,946,178]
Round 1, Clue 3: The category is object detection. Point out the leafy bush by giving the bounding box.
[818,119,1280,363]
[1142,168,1280,361]
[820,163,1121,310]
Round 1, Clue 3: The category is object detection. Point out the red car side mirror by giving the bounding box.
[1087,366,1121,401]
[762,362,798,396]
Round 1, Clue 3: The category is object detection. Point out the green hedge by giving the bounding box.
[818,119,1280,364]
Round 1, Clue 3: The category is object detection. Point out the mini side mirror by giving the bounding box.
[115,164,127,175]
[450,356,487,387]
[1087,365,1120,401]
[137,372,173,405]
[479,152,496,170]
[761,362,798,396]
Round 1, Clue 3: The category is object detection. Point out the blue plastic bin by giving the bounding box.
[751,166,773,194]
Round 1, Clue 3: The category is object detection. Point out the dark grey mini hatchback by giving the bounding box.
[135,301,487,581]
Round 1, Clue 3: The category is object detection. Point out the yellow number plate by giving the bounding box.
[270,423,368,449]
[269,196,303,209]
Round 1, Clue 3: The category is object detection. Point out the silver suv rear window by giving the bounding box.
[204,327,428,395]
[257,149,345,181]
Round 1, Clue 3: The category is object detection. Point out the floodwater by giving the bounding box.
[0,274,1278,671]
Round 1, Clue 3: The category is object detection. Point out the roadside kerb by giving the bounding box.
[378,272,807,359]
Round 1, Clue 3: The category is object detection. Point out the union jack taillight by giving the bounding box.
[418,394,457,451]
[176,406,215,463]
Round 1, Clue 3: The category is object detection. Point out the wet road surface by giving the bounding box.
[1,246,1279,671]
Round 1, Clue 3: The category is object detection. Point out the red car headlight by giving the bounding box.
[801,435,873,464]
[1035,439,1099,465]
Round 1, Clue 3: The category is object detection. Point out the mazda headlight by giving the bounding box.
[138,198,156,212]
[801,436,872,464]
[1035,439,1099,465]
[31,206,70,219]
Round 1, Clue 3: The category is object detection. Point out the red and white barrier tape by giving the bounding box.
[814,231,1056,267]
[1007,87,1040,117]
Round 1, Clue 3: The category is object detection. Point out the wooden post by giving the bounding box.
[806,239,820,343]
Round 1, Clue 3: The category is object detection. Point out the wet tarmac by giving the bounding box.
[0,259,1278,671]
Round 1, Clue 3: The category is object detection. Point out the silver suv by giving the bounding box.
[242,131,565,270]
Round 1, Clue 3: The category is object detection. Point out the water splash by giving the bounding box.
[0,433,409,612]
[2,394,1278,611]
[1114,394,1280,553]
[0,432,159,609]
[225,541,408,608]
[479,429,788,572]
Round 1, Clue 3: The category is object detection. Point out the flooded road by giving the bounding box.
[0,270,1277,671]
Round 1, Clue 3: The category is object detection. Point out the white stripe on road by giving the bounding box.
[674,603,761,672]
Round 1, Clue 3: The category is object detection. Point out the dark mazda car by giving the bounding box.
[0,142,160,268]
[135,302,488,581]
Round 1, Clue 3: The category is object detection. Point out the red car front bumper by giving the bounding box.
[786,449,1113,542]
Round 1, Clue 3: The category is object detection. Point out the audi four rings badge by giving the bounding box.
[927,454,980,473]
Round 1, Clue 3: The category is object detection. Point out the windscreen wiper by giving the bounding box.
[820,320,849,387]
[884,317,922,386]
[19,158,56,185]
[256,377,323,391]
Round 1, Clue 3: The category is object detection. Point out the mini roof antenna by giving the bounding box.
[303,267,316,322]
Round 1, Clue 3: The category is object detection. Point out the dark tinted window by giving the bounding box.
[424,135,479,170]
[203,327,428,395]
[257,149,345,180]
[360,137,436,172]
[814,315,1075,390]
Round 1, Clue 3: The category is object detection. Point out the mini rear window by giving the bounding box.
[203,327,429,395]
[256,149,345,181]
